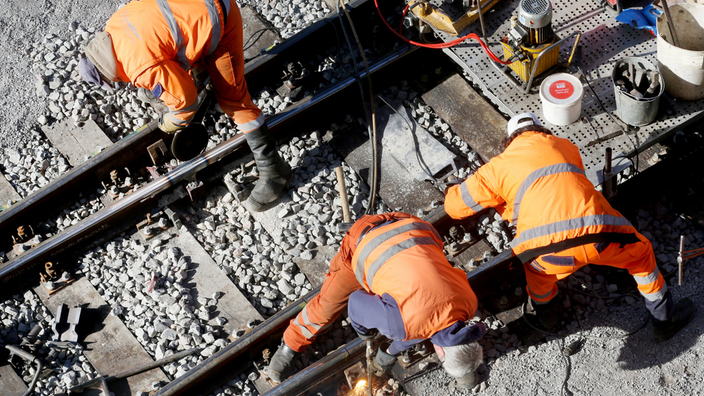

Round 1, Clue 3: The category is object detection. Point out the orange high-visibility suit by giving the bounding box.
[283,212,478,352]
[105,0,263,132]
[444,131,671,320]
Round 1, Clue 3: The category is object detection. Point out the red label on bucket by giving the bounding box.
[549,80,574,100]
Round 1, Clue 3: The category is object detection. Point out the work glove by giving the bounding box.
[264,342,297,384]
[159,115,185,134]
[369,346,398,377]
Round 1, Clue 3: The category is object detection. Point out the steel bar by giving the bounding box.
[660,0,681,48]
[155,290,318,396]
[0,44,414,287]
[0,0,376,253]
[262,339,365,396]
[260,247,520,396]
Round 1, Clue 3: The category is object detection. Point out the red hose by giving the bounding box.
[376,0,512,65]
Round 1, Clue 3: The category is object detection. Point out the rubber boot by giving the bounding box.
[526,297,560,331]
[244,124,292,212]
[264,343,297,383]
[652,298,696,341]
[455,371,478,390]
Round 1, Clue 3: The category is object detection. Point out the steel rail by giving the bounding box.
[260,248,519,396]
[0,0,375,251]
[155,206,521,396]
[0,44,414,286]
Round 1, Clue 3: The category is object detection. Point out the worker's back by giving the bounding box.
[468,131,635,254]
[106,0,227,81]
[351,216,477,340]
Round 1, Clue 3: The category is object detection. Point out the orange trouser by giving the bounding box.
[282,213,412,352]
[524,232,668,316]
[205,0,263,132]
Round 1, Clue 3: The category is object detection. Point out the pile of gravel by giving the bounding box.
[77,234,232,379]
[184,128,386,317]
[239,0,330,39]
[0,291,98,395]
[29,27,158,141]
[1,129,71,199]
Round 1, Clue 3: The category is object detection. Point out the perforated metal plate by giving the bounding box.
[431,0,704,176]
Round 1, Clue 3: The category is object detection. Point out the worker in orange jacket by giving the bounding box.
[265,212,486,389]
[78,0,290,212]
[445,112,695,340]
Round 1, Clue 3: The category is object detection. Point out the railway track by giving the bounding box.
[2,1,703,396]
[0,0,416,290]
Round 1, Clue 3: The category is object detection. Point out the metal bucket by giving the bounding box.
[612,57,664,126]
[656,3,704,101]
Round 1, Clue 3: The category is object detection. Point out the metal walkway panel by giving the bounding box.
[432,0,704,174]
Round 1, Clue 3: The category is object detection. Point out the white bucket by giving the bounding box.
[539,73,583,126]
[656,3,704,101]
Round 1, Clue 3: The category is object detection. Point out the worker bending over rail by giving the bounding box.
[445,112,695,340]
[265,212,486,389]
[78,0,291,212]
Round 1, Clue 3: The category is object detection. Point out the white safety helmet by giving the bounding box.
[507,112,542,136]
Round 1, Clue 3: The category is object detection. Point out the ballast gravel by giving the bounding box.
[0,291,98,396]
[408,193,704,396]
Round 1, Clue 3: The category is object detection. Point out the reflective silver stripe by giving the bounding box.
[512,163,585,226]
[355,221,442,286]
[367,236,442,290]
[293,320,314,338]
[122,14,142,40]
[511,214,633,248]
[527,284,553,300]
[238,113,266,133]
[156,0,191,70]
[300,306,323,331]
[640,283,667,302]
[460,182,484,213]
[204,0,221,55]
[634,266,660,285]
[172,100,200,115]
[167,112,191,126]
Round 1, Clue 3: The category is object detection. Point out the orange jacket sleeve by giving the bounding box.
[444,162,505,220]
[134,60,199,127]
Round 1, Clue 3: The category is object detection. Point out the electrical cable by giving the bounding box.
[521,286,650,396]
[373,0,512,65]
[338,0,379,214]
[377,95,439,183]
[243,28,278,52]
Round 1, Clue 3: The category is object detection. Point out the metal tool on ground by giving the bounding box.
[602,147,617,199]
[365,340,374,396]
[5,344,44,396]
[407,0,500,37]
[52,304,82,345]
[70,347,202,394]
[675,235,704,286]
[335,166,354,233]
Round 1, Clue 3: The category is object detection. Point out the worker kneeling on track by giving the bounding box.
[265,212,486,389]
[78,0,291,212]
[444,112,696,341]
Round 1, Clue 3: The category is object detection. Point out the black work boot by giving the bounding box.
[652,298,696,341]
[244,124,292,212]
[526,297,560,331]
[264,343,297,383]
